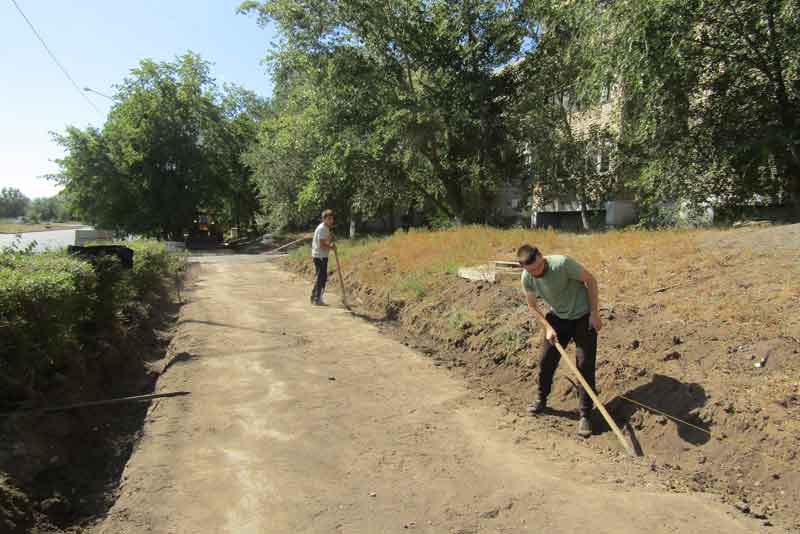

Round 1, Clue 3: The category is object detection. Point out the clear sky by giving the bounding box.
[1,0,277,200]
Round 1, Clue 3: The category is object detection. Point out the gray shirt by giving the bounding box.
[521,255,589,320]
[311,223,331,258]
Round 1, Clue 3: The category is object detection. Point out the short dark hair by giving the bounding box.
[516,244,540,265]
[322,209,334,220]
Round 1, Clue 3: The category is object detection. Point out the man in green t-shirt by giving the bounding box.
[517,244,603,438]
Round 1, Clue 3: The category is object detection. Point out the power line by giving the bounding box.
[10,0,101,113]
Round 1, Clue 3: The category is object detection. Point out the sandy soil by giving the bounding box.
[90,256,776,534]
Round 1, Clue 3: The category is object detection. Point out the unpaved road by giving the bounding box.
[93,256,773,534]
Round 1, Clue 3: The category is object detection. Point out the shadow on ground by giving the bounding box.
[598,374,711,448]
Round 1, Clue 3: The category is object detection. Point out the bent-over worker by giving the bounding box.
[518,244,603,438]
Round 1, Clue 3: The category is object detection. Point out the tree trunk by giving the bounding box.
[786,172,800,219]
[579,201,590,232]
[349,218,356,239]
[576,181,591,232]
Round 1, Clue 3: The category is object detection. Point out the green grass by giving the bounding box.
[401,275,427,299]
[448,309,473,330]
[287,247,307,261]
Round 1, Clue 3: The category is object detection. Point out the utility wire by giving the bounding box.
[9,0,101,113]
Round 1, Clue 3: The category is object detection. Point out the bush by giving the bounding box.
[127,240,185,296]
[0,241,183,397]
[635,203,681,229]
[0,252,95,390]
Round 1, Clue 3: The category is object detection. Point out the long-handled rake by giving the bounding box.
[333,248,349,309]
[548,339,637,456]
[528,308,637,457]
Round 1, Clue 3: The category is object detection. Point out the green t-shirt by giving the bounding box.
[521,255,590,320]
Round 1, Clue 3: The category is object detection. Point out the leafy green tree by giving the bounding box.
[590,0,800,212]
[512,1,619,230]
[244,46,420,230]
[24,194,73,222]
[53,53,264,239]
[214,85,269,231]
[241,0,527,226]
[0,188,30,218]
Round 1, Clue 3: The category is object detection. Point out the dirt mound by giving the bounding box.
[285,224,800,531]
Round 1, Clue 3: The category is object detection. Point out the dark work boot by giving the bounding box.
[577,416,592,438]
[527,398,547,415]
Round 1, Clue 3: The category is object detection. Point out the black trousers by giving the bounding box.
[311,257,328,302]
[537,312,597,417]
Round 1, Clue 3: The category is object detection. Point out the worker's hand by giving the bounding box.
[589,313,603,333]
[545,326,558,344]
[330,242,337,251]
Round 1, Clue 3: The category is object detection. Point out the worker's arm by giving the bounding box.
[526,291,558,343]
[320,231,336,251]
[578,269,602,332]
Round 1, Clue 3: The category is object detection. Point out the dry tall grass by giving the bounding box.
[328,225,798,342]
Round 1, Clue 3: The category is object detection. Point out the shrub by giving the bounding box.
[0,252,95,390]
[0,240,183,397]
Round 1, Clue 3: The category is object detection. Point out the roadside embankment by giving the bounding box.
[283,224,800,531]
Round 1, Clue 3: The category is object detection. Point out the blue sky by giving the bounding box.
[1,0,277,200]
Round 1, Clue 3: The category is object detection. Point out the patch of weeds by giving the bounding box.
[444,259,461,275]
[287,247,306,261]
[497,329,526,352]
[448,309,472,330]
[402,275,427,299]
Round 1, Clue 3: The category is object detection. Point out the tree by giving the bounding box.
[590,0,800,212]
[25,194,73,223]
[510,1,619,230]
[240,0,527,226]
[53,53,264,239]
[244,46,421,230]
[0,188,30,218]
[214,85,270,231]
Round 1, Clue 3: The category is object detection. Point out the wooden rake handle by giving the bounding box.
[333,248,349,308]
[528,303,634,456]
[550,338,635,456]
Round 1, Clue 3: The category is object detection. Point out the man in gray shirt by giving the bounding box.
[310,209,336,305]
[518,244,603,438]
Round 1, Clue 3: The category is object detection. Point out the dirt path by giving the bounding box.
[92,256,774,534]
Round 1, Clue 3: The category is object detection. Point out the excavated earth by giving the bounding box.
[287,224,800,532]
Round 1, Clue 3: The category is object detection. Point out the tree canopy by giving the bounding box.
[0,188,30,219]
[52,2,800,237]
[240,0,528,227]
[579,0,800,211]
[242,0,800,229]
[53,52,266,239]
